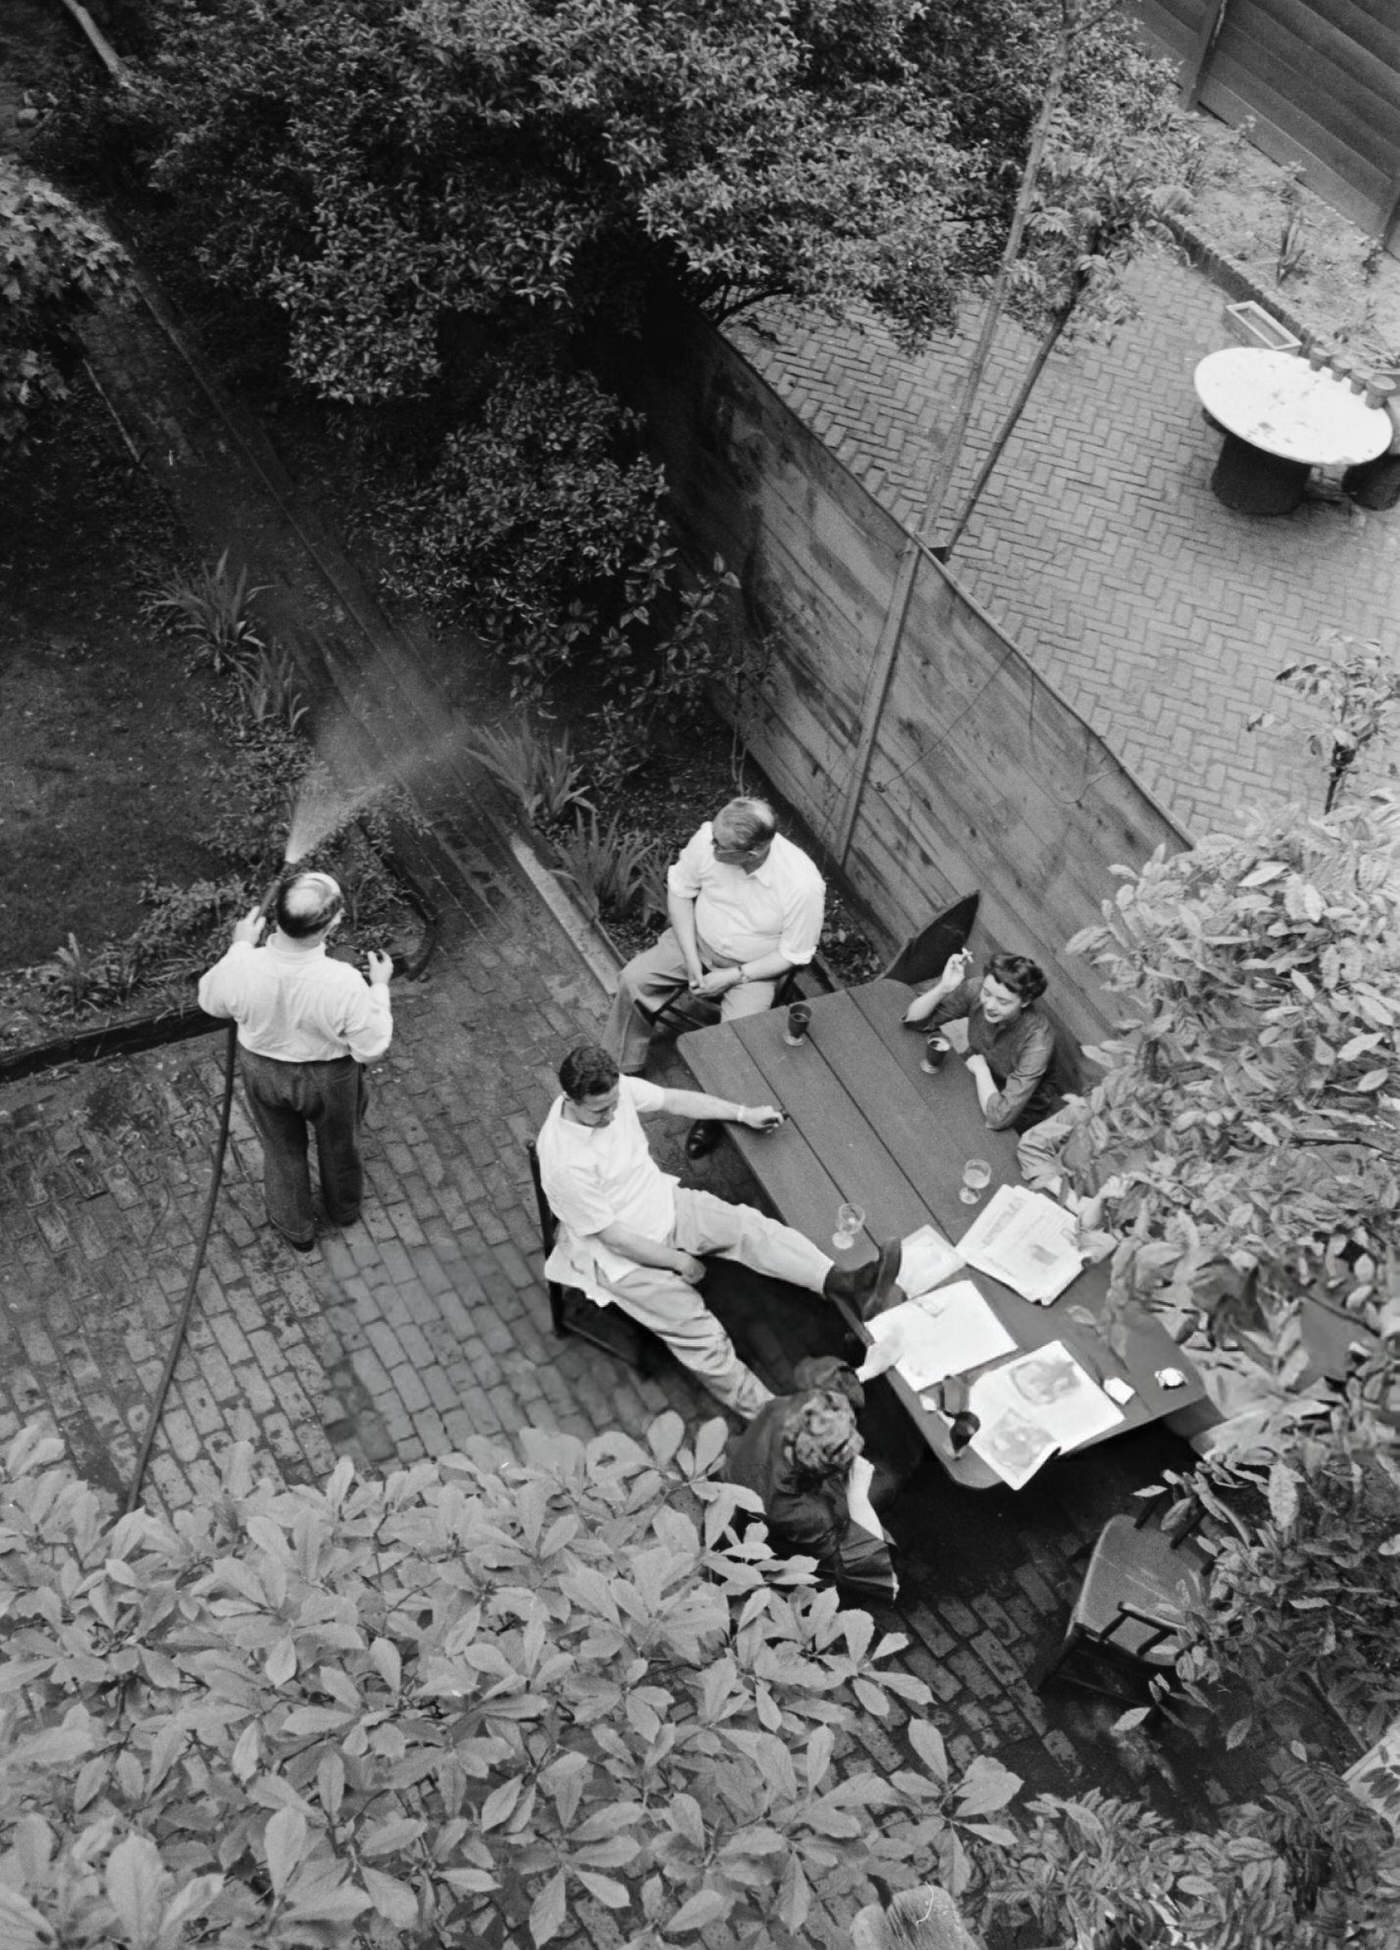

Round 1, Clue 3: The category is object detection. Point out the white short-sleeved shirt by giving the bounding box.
[667,824,824,967]
[536,1076,674,1303]
[197,938,391,1063]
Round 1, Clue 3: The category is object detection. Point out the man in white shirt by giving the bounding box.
[605,797,825,1075]
[536,1044,903,1419]
[198,870,393,1251]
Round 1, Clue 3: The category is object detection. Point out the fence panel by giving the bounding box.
[1130,0,1400,247]
[639,311,1187,1052]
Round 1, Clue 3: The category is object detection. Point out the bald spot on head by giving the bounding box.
[276,870,343,939]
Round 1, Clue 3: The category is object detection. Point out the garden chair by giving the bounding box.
[638,962,802,1042]
[1031,1487,1207,1706]
[881,893,981,987]
[524,1140,658,1373]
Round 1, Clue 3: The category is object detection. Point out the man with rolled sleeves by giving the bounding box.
[605,796,824,1075]
[537,1044,903,1420]
[198,868,392,1251]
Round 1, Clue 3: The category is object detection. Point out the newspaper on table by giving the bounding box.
[866,1278,1016,1395]
[954,1182,1085,1305]
[967,1340,1124,1488]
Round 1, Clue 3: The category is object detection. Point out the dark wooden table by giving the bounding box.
[680,979,1204,1488]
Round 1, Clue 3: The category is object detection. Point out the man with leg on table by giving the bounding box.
[536,1045,903,1420]
[606,795,824,1074]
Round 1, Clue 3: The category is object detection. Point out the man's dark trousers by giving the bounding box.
[239,1049,366,1246]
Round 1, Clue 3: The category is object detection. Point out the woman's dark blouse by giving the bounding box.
[926,975,1057,1130]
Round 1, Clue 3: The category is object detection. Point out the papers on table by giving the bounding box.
[867,1280,1016,1394]
[967,1341,1124,1488]
[955,1183,1085,1305]
[898,1221,965,1298]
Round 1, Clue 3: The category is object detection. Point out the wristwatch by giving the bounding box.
[734,964,749,984]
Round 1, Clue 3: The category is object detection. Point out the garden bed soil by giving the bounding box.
[1185,117,1400,370]
[0,390,227,974]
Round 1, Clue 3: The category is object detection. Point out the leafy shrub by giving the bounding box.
[4,1420,1391,1950]
[1175,1426,1400,1753]
[0,1417,1013,1948]
[1056,802,1400,1328]
[380,367,668,670]
[0,159,129,448]
[129,876,249,985]
[202,721,308,884]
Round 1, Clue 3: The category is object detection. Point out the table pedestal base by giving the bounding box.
[1210,432,1309,514]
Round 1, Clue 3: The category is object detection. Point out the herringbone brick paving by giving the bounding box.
[735,247,1400,836]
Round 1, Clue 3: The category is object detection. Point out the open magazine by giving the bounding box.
[954,1184,1085,1305]
[966,1341,1124,1488]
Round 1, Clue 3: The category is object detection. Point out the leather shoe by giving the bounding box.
[685,1120,722,1159]
[823,1239,905,1320]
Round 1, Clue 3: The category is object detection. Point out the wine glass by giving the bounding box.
[959,1158,991,1205]
[832,1202,865,1251]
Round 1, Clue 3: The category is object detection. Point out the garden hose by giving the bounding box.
[122,871,281,1516]
[122,1021,239,1515]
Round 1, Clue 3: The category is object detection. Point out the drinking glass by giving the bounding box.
[784,1002,812,1046]
[959,1158,992,1205]
[920,1033,951,1075]
[832,1202,865,1251]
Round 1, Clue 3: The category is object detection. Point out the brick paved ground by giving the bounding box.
[735,246,1400,837]
[0,267,1294,1893]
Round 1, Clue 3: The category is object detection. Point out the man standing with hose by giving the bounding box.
[198,869,393,1251]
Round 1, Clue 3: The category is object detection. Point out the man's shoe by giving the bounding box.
[685,1120,722,1159]
[823,1240,905,1320]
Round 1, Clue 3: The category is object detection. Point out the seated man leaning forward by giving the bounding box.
[902,947,1057,1133]
[605,796,824,1075]
[536,1045,903,1420]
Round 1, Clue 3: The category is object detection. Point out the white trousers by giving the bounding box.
[603,1187,834,1419]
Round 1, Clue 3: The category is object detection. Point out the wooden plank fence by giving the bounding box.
[1128,0,1400,250]
[637,311,1188,1054]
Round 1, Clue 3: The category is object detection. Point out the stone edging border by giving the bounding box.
[1165,210,1398,385]
[1164,211,1311,346]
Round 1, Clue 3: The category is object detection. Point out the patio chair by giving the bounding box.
[882,893,981,987]
[525,1140,658,1373]
[1032,1488,1207,1706]
[638,962,802,1041]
